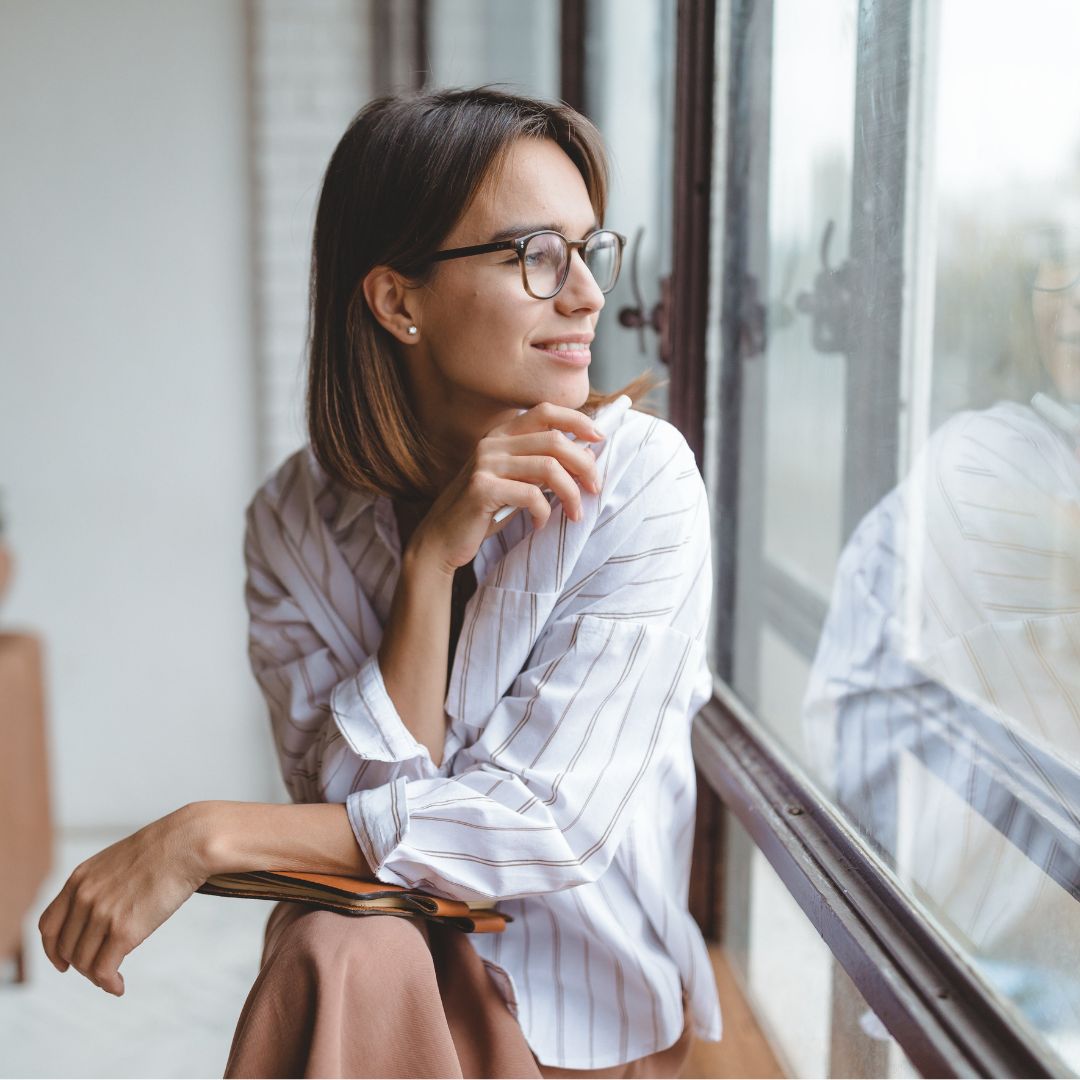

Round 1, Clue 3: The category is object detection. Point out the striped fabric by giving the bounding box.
[805,399,1080,798]
[802,400,1080,1029]
[241,400,723,1070]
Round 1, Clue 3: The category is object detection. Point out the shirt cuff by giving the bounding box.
[330,652,434,765]
[346,778,412,886]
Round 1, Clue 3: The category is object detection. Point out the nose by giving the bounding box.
[554,248,606,315]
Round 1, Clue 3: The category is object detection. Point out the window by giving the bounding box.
[696,0,1080,1073]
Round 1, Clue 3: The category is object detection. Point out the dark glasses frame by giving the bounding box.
[1030,265,1080,294]
[429,228,628,299]
[1021,225,1080,293]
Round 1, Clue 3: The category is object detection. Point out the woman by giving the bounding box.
[37,86,722,1077]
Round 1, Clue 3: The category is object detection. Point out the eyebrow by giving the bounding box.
[484,220,601,245]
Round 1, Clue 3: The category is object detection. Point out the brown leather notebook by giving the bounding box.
[196,870,511,933]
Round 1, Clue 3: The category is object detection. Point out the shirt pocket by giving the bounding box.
[444,584,560,729]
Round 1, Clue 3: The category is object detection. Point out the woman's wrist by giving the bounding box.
[179,800,231,879]
[403,527,457,580]
[184,800,375,879]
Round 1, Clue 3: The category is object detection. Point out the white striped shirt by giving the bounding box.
[802,400,1080,1024]
[242,400,722,1070]
[805,400,1080,794]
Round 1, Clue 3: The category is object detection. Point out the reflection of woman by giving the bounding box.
[807,222,1080,776]
[802,222,1080,1040]
[37,87,721,1077]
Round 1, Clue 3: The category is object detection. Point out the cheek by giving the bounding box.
[452,289,540,347]
[1031,295,1058,340]
[427,265,545,356]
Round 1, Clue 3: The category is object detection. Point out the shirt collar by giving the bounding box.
[332,484,379,536]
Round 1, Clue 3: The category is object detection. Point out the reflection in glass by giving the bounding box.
[762,0,858,595]
[726,0,1080,1070]
[801,2,1080,1053]
[583,0,675,410]
[425,0,559,100]
[803,342,1080,1065]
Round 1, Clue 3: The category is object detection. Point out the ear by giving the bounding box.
[362,265,423,344]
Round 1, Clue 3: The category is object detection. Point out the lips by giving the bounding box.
[532,335,594,347]
[532,343,591,365]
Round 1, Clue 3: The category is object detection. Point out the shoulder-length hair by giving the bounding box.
[306,84,665,503]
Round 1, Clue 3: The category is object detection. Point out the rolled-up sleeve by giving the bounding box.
[347,618,709,899]
[346,433,715,901]
[244,497,441,804]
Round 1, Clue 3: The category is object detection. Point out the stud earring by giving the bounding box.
[407,325,418,336]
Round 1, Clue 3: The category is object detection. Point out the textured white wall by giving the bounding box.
[248,0,374,475]
[0,0,282,828]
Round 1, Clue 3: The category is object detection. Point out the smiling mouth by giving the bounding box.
[531,343,592,363]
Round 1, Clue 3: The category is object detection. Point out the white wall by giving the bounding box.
[0,0,283,829]
[248,0,374,475]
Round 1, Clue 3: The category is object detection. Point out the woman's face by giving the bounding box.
[402,136,607,437]
[1031,257,1080,402]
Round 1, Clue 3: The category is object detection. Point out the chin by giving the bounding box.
[545,381,592,409]
[1047,347,1080,401]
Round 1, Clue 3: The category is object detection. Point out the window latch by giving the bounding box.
[795,218,858,354]
[617,226,673,366]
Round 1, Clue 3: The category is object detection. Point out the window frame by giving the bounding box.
[663,0,1070,1075]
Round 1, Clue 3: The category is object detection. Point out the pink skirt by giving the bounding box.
[224,900,693,1079]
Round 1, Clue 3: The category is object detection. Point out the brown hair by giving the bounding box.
[305,84,665,503]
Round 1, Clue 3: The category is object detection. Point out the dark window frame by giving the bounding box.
[589,0,1072,1075]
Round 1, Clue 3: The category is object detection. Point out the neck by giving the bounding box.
[400,351,527,486]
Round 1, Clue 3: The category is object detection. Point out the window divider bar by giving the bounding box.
[559,0,587,115]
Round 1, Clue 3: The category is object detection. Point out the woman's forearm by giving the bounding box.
[377,541,456,768]
[193,800,376,878]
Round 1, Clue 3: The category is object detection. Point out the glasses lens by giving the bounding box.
[1023,226,1080,292]
[523,232,569,298]
[1032,258,1080,292]
[583,231,622,293]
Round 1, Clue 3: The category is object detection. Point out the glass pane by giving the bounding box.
[584,0,676,415]
[426,0,559,100]
[718,0,1080,1071]
[761,0,858,596]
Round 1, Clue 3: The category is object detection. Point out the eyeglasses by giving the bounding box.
[429,228,627,300]
[1021,226,1080,293]
[1031,258,1080,293]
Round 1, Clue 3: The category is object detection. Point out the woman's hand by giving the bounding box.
[37,803,212,997]
[412,401,606,573]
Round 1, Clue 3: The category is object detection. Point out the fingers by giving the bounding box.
[497,402,605,444]
[71,918,112,992]
[501,454,594,523]
[87,934,128,996]
[39,874,128,994]
[56,893,93,973]
[38,886,73,973]
[493,430,602,494]
[491,477,554,532]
